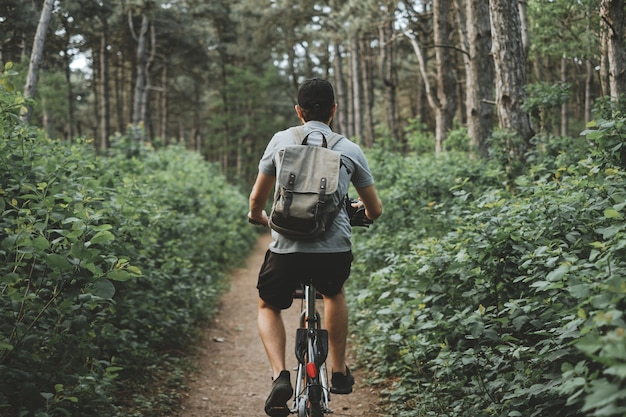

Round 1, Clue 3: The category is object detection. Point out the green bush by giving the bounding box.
[349,135,626,416]
[0,67,257,416]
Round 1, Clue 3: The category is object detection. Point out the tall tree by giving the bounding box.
[129,13,150,141]
[379,1,400,144]
[489,0,534,154]
[22,0,55,123]
[458,0,494,156]
[600,0,626,101]
[404,0,457,153]
[432,0,457,153]
[98,9,111,151]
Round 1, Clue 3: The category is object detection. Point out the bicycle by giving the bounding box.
[291,282,331,417]
[250,198,372,417]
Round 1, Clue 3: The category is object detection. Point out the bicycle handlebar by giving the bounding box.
[345,198,373,227]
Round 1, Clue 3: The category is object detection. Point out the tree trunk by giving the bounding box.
[142,23,157,143]
[404,30,439,132]
[600,0,626,101]
[160,61,168,144]
[59,14,75,140]
[379,4,399,145]
[464,0,494,157]
[22,0,55,123]
[131,13,150,140]
[361,36,375,147]
[585,58,594,122]
[518,0,530,61]
[332,41,349,136]
[351,35,363,141]
[600,21,611,97]
[115,53,126,134]
[489,0,534,150]
[433,0,456,153]
[99,21,111,152]
[560,57,569,136]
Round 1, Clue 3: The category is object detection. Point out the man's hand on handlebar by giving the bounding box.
[248,210,269,227]
[346,198,373,227]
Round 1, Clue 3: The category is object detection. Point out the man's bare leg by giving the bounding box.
[257,298,287,379]
[323,289,349,374]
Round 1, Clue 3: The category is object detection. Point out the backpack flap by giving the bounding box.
[278,145,340,196]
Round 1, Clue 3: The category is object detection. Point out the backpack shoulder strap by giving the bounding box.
[326,132,344,150]
[289,126,306,145]
[288,126,344,149]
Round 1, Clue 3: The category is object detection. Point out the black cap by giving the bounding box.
[297,78,335,112]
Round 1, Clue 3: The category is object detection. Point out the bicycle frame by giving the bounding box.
[291,283,332,416]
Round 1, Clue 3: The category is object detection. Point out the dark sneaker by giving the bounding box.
[264,370,293,417]
[330,367,355,394]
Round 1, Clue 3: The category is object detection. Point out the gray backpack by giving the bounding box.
[269,126,345,240]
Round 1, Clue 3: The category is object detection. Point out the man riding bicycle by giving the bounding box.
[248,78,383,417]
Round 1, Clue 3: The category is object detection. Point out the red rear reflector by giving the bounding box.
[306,362,318,378]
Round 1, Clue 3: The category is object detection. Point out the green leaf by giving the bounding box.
[595,225,622,239]
[604,208,623,219]
[90,279,116,299]
[0,341,14,351]
[89,230,115,245]
[546,265,569,282]
[46,254,72,270]
[32,236,50,250]
[127,265,142,275]
[106,269,132,282]
[604,364,626,379]
[40,392,54,401]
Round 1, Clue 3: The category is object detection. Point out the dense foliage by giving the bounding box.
[0,68,258,417]
[348,117,626,416]
[4,0,622,186]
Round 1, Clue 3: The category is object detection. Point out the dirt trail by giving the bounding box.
[179,233,384,417]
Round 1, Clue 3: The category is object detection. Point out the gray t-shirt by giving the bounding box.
[259,121,375,254]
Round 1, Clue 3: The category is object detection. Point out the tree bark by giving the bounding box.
[160,61,168,144]
[351,35,363,141]
[463,0,494,156]
[489,0,534,149]
[99,19,111,152]
[361,36,375,147]
[585,57,594,122]
[130,13,150,140]
[600,0,626,101]
[332,41,349,136]
[379,3,400,145]
[560,57,569,136]
[22,0,55,123]
[142,23,157,142]
[433,0,456,153]
[600,21,611,97]
[518,0,530,61]
[60,15,75,140]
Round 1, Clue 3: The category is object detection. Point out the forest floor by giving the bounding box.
[177,232,386,417]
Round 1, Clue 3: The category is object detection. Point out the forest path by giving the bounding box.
[178,232,385,417]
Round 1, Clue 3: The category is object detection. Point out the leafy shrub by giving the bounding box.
[582,117,626,170]
[349,136,626,416]
[0,67,257,416]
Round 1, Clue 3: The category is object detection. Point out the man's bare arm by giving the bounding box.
[248,172,275,226]
[355,184,383,221]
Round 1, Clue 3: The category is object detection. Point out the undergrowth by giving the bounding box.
[0,66,258,417]
[349,119,626,416]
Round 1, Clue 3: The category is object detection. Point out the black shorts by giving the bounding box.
[257,250,354,310]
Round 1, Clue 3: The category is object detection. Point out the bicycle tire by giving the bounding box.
[307,384,324,417]
[309,401,323,417]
